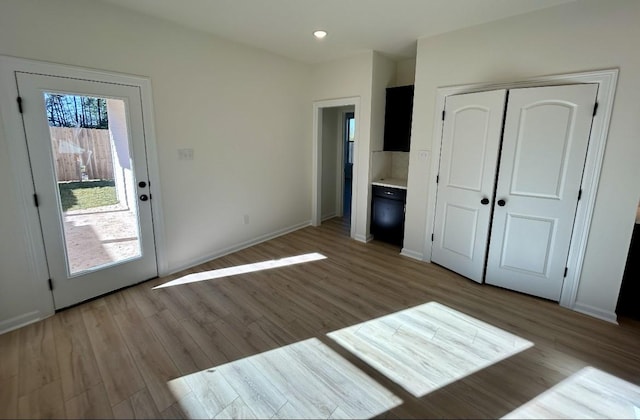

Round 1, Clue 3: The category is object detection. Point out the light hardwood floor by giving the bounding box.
[328,301,534,398]
[503,367,640,418]
[1,217,640,419]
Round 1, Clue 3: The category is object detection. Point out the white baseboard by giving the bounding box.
[572,302,618,324]
[401,248,424,261]
[0,310,43,335]
[354,234,373,243]
[167,220,311,276]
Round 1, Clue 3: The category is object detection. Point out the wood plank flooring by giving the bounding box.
[328,301,534,398]
[2,217,640,419]
[503,367,640,418]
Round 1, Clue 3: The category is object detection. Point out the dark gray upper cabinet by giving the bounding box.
[383,85,414,152]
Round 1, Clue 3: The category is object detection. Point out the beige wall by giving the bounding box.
[405,0,640,318]
[0,0,312,328]
[396,58,417,86]
[310,52,374,241]
[3,0,632,330]
[321,108,339,219]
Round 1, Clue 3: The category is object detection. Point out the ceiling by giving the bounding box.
[101,0,575,64]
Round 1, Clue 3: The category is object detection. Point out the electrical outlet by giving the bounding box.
[243,214,250,225]
[418,150,429,161]
[178,148,194,160]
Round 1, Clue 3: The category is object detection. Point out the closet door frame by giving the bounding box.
[425,69,618,313]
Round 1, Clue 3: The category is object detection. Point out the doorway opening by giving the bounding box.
[343,112,355,220]
[319,106,355,232]
[0,56,166,323]
[312,97,360,238]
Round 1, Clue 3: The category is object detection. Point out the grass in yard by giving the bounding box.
[59,180,118,212]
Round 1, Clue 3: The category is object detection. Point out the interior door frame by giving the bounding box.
[0,55,167,326]
[312,97,360,239]
[424,69,618,318]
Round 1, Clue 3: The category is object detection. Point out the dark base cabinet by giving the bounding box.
[617,223,640,319]
[370,185,406,246]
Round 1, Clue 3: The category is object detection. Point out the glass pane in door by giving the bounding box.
[44,93,142,275]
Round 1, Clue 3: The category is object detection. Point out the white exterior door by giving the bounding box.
[16,72,158,309]
[431,89,507,282]
[485,84,598,301]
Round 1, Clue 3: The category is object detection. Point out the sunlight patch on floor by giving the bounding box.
[503,366,640,419]
[328,301,533,398]
[154,253,327,289]
[166,338,401,419]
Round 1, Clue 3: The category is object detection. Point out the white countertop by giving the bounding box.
[371,178,407,190]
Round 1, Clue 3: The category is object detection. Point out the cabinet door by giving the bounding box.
[431,89,507,282]
[485,84,598,301]
[371,187,406,246]
[383,85,414,152]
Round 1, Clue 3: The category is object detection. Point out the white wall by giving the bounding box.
[310,52,374,241]
[310,52,396,241]
[0,0,312,330]
[363,53,397,237]
[106,99,134,209]
[321,108,339,219]
[405,0,640,318]
[396,58,416,86]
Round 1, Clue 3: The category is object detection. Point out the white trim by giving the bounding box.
[0,56,56,322]
[312,97,360,239]
[136,79,168,276]
[322,213,337,222]
[401,248,424,260]
[0,311,43,335]
[167,220,311,275]
[0,55,166,321]
[425,69,618,312]
[354,233,373,243]
[573,302,618,324]
[336,110,345,218]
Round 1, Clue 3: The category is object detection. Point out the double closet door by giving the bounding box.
[431,84,598,301]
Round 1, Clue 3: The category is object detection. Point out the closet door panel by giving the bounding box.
[486,84,598,301]
[431,89,506,282]
[509,104,574,198]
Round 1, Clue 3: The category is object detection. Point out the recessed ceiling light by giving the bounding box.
[313,30,327,39]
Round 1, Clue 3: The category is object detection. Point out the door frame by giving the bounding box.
[312,97,360,239]
[424,69,618,316]
[0,55,167,326]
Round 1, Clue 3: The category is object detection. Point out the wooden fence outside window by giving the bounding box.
[50,127,115,181]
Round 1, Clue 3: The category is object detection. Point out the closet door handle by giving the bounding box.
[497,199,506,207]
[480,197,490,205]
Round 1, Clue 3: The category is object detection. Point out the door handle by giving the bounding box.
[497,199,506,207]
[480,197,490,205]
[139,194,149,201]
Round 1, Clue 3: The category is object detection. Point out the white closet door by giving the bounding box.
[486,84,598,301]
[431,90,506,282]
